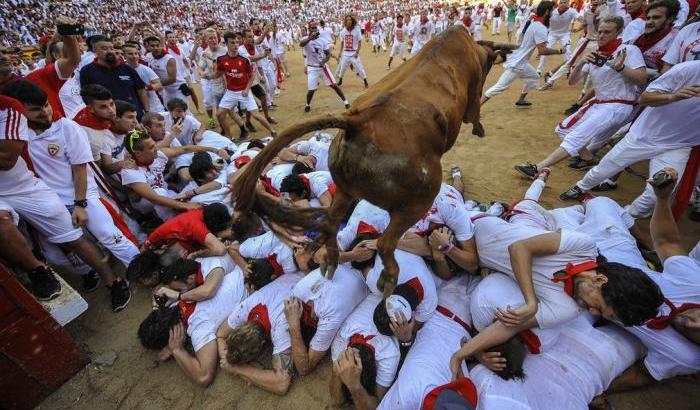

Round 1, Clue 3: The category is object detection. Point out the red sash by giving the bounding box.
[558,99,635,130]
[646,297,700,330]
[436,305,472,333]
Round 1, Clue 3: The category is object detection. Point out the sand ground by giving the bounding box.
[39,30,700,410]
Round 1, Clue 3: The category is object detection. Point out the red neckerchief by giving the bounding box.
[348,333,375,355]
[253,29,263,36]
[178,266,204,323]
[646,297,700,330]
[234,155,251,169]
[301,302,318,329]
[551,260,598,297]
[245,43,256,56]
[597,38,623,57]
[532,15,546,24]
[634,26,673,53]
[260,176,281,197]
[248,303,272,338]
[420,16,429,24]
[356,221,380,238]
[166,43,181,55]
[266,253,284,276]
[519,329,542,354]
[405,277,425,304]
[422,377,478,410]
[299,175,312,199]
[328,183,336,198]
[630,10,647,20]
[557,6,570,14]
[72,107,112,130]
[462,16,473,27]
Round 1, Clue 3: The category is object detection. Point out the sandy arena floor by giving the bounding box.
[39,30,700,409]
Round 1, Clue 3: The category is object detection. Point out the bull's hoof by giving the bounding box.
[377,271,397,298]
[472,122,485,138]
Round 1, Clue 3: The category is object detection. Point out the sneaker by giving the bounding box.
[245,121,257,132]
[568,158,598,170]
[266,116,278,125]
[515,100,532,108]
[304,105,311,112]
[514,163,538,179]
[206,118,217,129]
[344,102,350,109]
[274,89,281,96]
[591,180,618,192]
[538,82,553,91]
[28,265,62,301]
[568,156,581,164]
[560,185,585,201]
[450,165,462,179]
[82,270,101,293]
[363,79,369,89]
[337,78,343,86]
[564,103,581,116]
[110,278,131,312]
[536,70,542,77]
[544,71,552,83]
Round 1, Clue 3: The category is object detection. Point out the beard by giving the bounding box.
[105,53,118,66]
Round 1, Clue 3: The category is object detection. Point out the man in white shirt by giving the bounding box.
[559,61,700,218]
[123,43,165,114]
[410,10,434,56]
[143,35,188,105]
[337,15,369,89]
[280,170,335,207]
[300,22,350,112]
[482,1,567,107]
[217,273,302,395]
[388,14,409,69]
[278,133,332,172]
[661,21,700,69]
[536,0,579,75]
[515,16,648,178]
[197,29,227,126]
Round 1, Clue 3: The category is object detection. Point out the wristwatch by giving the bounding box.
[74,199,88,208]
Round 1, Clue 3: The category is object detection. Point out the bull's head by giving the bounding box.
[477,40,518,78]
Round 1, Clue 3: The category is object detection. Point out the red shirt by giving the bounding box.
[26,62,66,120]
[143,208,210,253]
[216,54,253,92]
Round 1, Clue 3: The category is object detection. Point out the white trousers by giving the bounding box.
[484,65,540,98]
[555,102,633,157]
[337,54,367,79]
[492,18,502,34]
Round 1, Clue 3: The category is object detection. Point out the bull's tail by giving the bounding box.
[232,113,349,232]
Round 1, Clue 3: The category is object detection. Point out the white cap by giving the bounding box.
[385,294,412,320]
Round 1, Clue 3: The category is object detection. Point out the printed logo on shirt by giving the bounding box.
[119,75,132,81]
[47,143,60,156]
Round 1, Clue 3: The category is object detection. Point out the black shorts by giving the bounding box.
[251,84,266,99]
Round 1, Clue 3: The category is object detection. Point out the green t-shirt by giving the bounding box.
[507,6,517,22]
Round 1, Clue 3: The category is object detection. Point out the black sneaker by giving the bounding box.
[83,270,101,293]
[591,180,618,192]
[239,129,249,142]
[110,278,131,312]
[304,105,311,113]
[514,163,538,179]
[568,158,598,170]
[515,100,532,108]
[568,156,581,164]
[245,121,257,132]
[344,102,350,109]
[266,116,278,125]
[564,103,581,115]
[544,71,552,83]
[560,185,584,201]
[28,266,62,301]
[337,78,343,86]
[363,79,369,89]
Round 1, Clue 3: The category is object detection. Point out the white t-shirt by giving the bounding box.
[133,64,165,112]
[145,52,185,91]
[161,111,202,146]
[298,171,334,199]
[292,264,368,352]
[226,273,302,354]
[266,163,295,190]
[627,256,700,380]
[26,118,100,204]
[626,61,700,149]
[188,255,246,352]
[0,101,35,196]
[662,22,700,65]
[409,183,474,242]
[120,150,169,189]
[365,249,438,323]
[239,230,297,275]
[412,21,434,44]
[319,26,334,44]
[548,7,580,35]
[581,44,645,101]
[331,293,400,387]
[340,26,362,55]
[621,17,646,44]
[337,200,390,251]
[294,136,330,171]
[378,275,480,410]
[505,20,548,69]
[393,24,407,43]
[473,217,597,328]
[303,37,332,67]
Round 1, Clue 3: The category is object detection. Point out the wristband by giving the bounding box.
[615,65,624,72]
[399,340,413,348]
[74,199,88,208]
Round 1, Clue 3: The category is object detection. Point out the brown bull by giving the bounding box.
[233,26,501,296]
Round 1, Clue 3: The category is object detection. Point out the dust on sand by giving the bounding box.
[40,31,699,410]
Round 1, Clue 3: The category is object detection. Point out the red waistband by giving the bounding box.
[436,305,472,333]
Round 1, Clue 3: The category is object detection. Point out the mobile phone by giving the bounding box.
[592,53,608,67]
[651,170,674,189]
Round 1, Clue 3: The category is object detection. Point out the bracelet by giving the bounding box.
[74,199,88,208]
[192,188,198,196]
[177,292,182,301]
[400,340,413,348]
[615,65,624,73]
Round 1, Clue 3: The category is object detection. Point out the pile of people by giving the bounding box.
[1,0,699,408]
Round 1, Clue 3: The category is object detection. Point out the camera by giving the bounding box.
[57,23,85,36]
[651,170,674,189]
[154,294,169,308]
[591,53,608,67]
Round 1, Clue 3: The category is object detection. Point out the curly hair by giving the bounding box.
[137,308,181,350]
[599,261,663,326]
[341,344,377,402]
[247,258,277,290]
[373,283,420,336]
[126,250,163,284]
[225,321,267,365]
[280,174,309,198]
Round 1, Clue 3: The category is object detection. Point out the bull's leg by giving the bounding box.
[376,205,428,297]
[318,189,355,280]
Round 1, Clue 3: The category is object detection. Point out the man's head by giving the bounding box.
[625,0,646,16]
[81,84,116,120]
[242,29,255,46]
[280,174,310,201]
[225,321,267,365]
[0,53,12,78]
[142,112,166,140]
[291,161,314,175]
[166,98,189,120]
[293,242,323,273]
[223,31,241,53]
[124,129,157,163]
[204,29,219,49]
[232,211,265,242]
[340,345,377,401]
[1,80,52,128]
[113,100,137,133]
[645,0,678,34]
[246,259,277,291]
[597,16,625,47]
[143,36,163,56]
[189,152,220,185]
[165,31,178,46]
[203,203,233,239]
[344,15,357,29]
[138,307,182,350]
[347,233,377,271]
[160,258,201,291]
[487,337,527,380]
[535,0,555,25]
[126,249,163,286]
[373,282,420,336]
[91,35,118,67]
[396,14,404,25]
[122,43,141,66]
[573,259,663,326]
